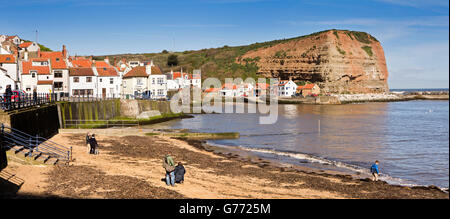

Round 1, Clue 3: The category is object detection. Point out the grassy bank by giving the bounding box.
[145,132,239,140]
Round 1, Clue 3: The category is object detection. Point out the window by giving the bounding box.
[74,77,79,83]
[56,58,60,61]
[152,78,155,84]
[158,89,164,96]
[100,78,102,82]
[86,77,92,82]
[137,79,142,85]
[54,70,63,78]
[31,71,36,78]
[54,82,63,90]
[157,77,164,85]
[110,78,114,84]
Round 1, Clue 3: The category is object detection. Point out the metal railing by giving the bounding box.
[63,120,140,129]
[0,92,56,111]
[0,124,72,163]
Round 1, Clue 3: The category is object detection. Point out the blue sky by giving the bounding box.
[0,0,448,89]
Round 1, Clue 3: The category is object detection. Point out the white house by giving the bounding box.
[121,63,166,99]
[219,83,238,97]
[94,61,121,98]
[68,67,97,96]
[0,35,6,44]
[190,69,202,88]
[40,46,70,96]
[172,71,190,88]
[277,80,298,97]
[19,41,40,52]
[6,35,21,45]
[21,58,53,93]
[0,54,18,83]
[0,67,15,93]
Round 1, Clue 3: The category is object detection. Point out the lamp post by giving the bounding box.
[15,41,20,91]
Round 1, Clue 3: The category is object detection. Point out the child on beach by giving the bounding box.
[370,160,380,181]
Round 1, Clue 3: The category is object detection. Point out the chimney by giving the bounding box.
[146,63,151,75]
[150,60,154,66]
[24,51,28,61]
[92,60,96,68]
[62,45,67,58]
[37,47,41,58]
[104,57,109,64]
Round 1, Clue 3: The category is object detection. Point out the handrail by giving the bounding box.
[1,123,71,161]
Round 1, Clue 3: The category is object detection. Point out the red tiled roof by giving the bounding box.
[19,42,33,48]
[94,61,110,68]
[297,84,316,90]
[172,72,188,80]
[40,51,63,59]
[221,83,237,90]
[71,59,93,68]
[123,66,147,78]
[37,80,53,85]
[97,67,118,77]
[69,67,95,76]
[123,65,162,78]
[256,83,270,89]
[0,54,16,63]
[22,59,51,75]
[204,88,220,93]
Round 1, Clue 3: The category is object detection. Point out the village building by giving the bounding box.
[122,63,167,99]
[219,83,238,97]
[0,67,15,93]
[39,45,70,96]
[5,35,21,45]
[296,83,320,97]
[21,58,53,93]
[94,60,121,98]
[68,67,97,97]
[18,41,40,52]
[276,80,298,97]
[0,54,18,83]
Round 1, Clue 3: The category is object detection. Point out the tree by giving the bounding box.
[167,54,178,66]
[162,50,169,54]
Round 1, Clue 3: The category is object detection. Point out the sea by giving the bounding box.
[148,97,449,189]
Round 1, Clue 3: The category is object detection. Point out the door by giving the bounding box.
[102,88,106,99]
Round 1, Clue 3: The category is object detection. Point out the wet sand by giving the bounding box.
[1,133,448,199]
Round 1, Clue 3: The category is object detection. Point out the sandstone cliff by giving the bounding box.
[237,30,389,94]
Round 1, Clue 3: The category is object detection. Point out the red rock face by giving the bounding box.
[237,30,389,94]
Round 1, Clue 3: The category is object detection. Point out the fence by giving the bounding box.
[63,120,140,129]
[0,92,56,111]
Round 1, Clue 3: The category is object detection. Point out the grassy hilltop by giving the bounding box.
[93,29,377,81]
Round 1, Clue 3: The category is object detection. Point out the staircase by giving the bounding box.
[1,124,72,165]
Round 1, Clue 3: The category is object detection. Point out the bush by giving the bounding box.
[361,46,373,56]
[167,54,179,66]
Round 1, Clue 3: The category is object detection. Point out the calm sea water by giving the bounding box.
[150,100,449,188]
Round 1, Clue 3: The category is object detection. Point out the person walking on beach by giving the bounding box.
[174,162,186,184]
[163,154,176,187]
[370,160,380,181]
[86,133,91,153]
[89,134,98,155]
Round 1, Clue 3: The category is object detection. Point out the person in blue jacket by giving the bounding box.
[370,160,380,181]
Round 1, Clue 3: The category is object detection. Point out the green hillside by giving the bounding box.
[94,29,377,81]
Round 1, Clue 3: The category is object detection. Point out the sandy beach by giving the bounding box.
[1,132,448,199]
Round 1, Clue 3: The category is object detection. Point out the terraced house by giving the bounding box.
[20,58,53,93]
[122,62,167,99]
[39,45,70,96]
[94,60,121,98]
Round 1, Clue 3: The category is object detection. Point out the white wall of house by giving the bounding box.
[122,77,148,96]
[69,76,97,96]
[23,42,40,52]
[277,81,298,97]
[97,76,122,98]
[0,63,18,81]
[37,84,52,93]
[52,69,70,95]
[148,74,167,99]
[0,47,10,54]
[167,79,179,91]
[21,74,37,93]
[0,69,15,93]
